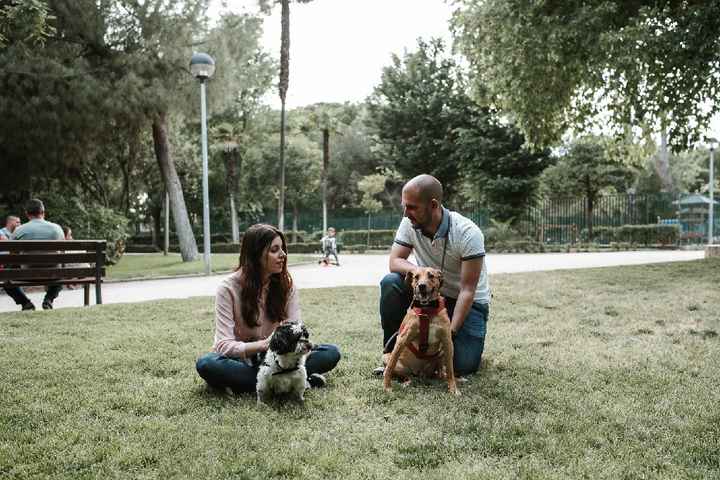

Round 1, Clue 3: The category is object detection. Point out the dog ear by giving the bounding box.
[405,270,415,291]
[436,270,444,289]
[269,326,292,354]
[300,325,309,339]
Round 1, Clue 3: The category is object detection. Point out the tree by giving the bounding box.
[210,122,242,243]
[367,38,477,201]
[0,1,273,258]
[0,0,55,48]
[205,12,276,242]
[540,137,636,238]
[368,38,550,213]
[358,173,386,245]
[455,119,553,222]
[452,1,720,152]
[258,0,314,231]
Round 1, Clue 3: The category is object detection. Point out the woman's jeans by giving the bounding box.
[380,273,488,376]
[196,344,341,393]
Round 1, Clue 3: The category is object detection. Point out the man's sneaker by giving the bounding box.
[307,373,327,388]
[21,302,35,311]
[41,300,53,310]
[372,366,385,377]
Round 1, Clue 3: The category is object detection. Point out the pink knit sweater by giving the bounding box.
[213,270,301,359]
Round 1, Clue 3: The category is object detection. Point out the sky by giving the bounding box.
[210,0,719,145]
[211,0,454,109]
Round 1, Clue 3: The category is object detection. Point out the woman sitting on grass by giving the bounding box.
[196,223,341,393]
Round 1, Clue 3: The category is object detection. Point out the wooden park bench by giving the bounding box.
[0,240,106,306]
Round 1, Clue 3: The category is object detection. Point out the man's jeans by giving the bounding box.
[196,344,341,393]
[380,273,488,376]
[3,285,61,307]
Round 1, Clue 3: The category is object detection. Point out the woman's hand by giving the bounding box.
[259,337,270,352]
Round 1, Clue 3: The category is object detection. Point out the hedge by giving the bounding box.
[486,240,545,253]
[583,224,680,245]
[340,229,395,247]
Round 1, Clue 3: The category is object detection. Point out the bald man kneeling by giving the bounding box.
[375,174,490,378]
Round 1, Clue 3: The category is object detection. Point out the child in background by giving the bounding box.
[319,227,340,266]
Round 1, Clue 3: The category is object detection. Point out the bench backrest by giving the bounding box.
[0,240,106,281]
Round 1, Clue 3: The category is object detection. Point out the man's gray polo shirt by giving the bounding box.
[394,207,490,304]
[11,218,64,241]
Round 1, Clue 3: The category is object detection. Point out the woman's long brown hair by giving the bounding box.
[237,223,292,330]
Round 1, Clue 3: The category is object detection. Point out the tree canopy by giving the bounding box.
[452,1,720,149]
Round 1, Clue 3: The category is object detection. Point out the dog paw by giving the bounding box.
[450,387,461,397]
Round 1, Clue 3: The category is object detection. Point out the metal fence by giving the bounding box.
[139,192,718,246]
[236,204,490,237]
[520,193,718,244]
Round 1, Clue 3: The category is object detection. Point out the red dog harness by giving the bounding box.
[400,297,446,359]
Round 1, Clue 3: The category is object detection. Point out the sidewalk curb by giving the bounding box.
[104,260,318,284]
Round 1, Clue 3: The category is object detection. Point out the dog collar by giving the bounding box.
[268,359,300,376]
[411,297,445,317]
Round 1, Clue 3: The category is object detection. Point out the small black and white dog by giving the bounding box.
[256,322,313,405]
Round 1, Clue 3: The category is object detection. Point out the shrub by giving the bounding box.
[484,218,523,243]
[284,230,308,243]
[583,224,680,246]
[43,195,130,264]
[486,240,545,253]
[286,243,321,254]
[340,229,395,247]
[125,244,161,254]
[129,233,235,246]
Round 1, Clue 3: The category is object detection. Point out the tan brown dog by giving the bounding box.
[383,267,459,395]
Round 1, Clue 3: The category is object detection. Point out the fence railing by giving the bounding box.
[520,193,718,244]
[132,193,718,246]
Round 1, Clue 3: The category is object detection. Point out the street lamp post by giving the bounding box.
[190,52,216,275]
[709,141,715,245]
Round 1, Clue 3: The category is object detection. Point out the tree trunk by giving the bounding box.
[278,0,290,232]
[322,127,329,232]
[587,195,594,241]
[224,150,240,244]
[278,100,286,231]
[292,203,298,243]
[656,121,673,192]
[152,112,199,261]
[151,202,162,250]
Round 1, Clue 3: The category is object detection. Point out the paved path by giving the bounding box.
[0,250,705,312]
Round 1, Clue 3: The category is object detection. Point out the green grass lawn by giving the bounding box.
[1,259,719,479]
[106,253,314,281]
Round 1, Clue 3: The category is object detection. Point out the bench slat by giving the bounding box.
[2,278,101,287]
[0,267,105,280]
[0,253,97,264]
[0,240,106,252]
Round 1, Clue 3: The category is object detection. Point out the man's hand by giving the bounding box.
[449,258,483,334]
[388,243,416,276]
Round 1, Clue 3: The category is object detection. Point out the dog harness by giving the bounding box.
[400,297,446,359]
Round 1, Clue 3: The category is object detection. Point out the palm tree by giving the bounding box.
[272,0,313,231]
[211,122,242,243]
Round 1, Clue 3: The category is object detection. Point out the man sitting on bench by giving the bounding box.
[3,199,65,311]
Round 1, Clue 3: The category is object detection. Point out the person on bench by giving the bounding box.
[3,199,65,311]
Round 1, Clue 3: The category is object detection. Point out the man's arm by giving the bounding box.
[388,243,416,276]
[449,257,482,335]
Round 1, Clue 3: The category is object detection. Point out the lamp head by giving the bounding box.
[190,52,215,80]
[706,136,718,151]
